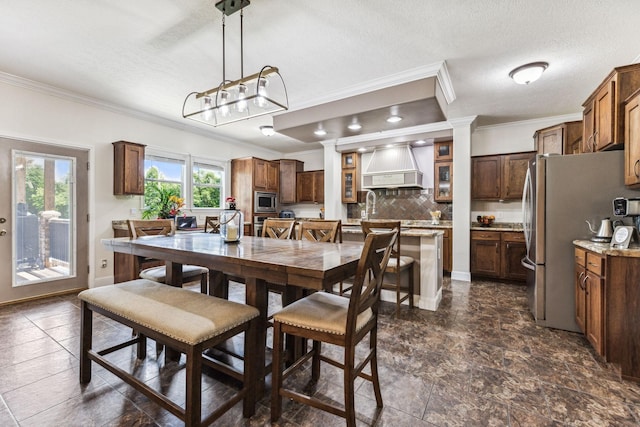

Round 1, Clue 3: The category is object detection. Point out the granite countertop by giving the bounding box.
[470,222,523,232]
[341,224,443,238]
[573,239,640,258]
[342,219,453,229]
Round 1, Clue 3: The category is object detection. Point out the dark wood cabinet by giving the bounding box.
[472,152,534,201]
[434,140,453,161]
[470,230,501,277]
[575,248,587,334]
[279,159,304,204]
[534,121,582,155]
[624,89,640,188]
[341,152,360,203]
[112,141,145,195]
[574,247,605,356]
[471,230,527,281]
[297,170,324,203]
[434,161,452,202]
[441,228,452,273]
[582,63,640,152]
[501,232,526,281]
[253,158,278,192]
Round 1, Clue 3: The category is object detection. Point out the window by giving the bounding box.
[143,151,225,218]
[192,161,223,208]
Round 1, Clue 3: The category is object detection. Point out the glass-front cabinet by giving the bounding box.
[341,152,360,203]
[434,140,453,161]
[434,161,452,202]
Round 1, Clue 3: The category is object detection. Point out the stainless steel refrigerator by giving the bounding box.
[521,150,637,332]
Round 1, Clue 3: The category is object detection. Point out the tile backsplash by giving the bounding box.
[347,188,452,220]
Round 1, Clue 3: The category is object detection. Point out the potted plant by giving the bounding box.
[142,184,185,219]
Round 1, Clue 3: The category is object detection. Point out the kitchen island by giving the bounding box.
[342,223,444,311]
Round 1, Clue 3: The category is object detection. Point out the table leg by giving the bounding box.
[244,277,268,395]
[209,271,229,299]
[164,261,183,362]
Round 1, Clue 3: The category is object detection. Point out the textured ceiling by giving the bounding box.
[1,0,639,153]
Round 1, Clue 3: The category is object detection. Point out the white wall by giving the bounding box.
[0,79,279,287]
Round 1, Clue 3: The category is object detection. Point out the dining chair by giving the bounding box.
[127,219,209,294]
[204,215,220,233]
[271,229,398,427]
[261,218,296,239]
[297,219,341,243]
[361,220,415,316]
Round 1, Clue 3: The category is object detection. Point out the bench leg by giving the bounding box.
[79,301,92,383]
[136,333,147,360]
[185,346,202,427]
[243,318,257,417]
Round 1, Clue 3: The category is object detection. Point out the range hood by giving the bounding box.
[362,145,423,189]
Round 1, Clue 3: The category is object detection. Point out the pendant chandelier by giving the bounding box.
[182,0,288,127]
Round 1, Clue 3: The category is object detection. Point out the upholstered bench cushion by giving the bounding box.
[78,279,258,345]
[140,264,208,282]
[273,292,372,335]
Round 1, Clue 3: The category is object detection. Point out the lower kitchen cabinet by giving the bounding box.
[441,228,452,273]
[574,243,640,382]
[471,229,527,281]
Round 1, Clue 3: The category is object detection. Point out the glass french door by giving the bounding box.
[0,137,89,303]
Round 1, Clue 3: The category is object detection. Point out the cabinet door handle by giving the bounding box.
[586,134,594,151]
[634,159,639,178]
[593,131,599,151]
[581,273,589,291]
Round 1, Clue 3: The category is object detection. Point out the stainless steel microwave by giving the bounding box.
[254,191,277,213]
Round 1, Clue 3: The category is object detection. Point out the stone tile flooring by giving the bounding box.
[1,277,639,426]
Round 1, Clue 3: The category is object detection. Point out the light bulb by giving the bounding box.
[218,90,230,117]
[236,84,248,113]
[201,96,213,121]
[255,77,269,108]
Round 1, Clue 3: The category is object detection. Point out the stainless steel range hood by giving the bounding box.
[362,145,423,189]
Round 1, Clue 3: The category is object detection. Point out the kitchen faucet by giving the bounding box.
[365,190,377,220]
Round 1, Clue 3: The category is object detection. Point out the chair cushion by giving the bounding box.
[386,255,414,273]
[273,292,372,335]
[78,279,258,345]
[140,264,208,282]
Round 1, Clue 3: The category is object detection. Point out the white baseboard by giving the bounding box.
[451,271,471,282]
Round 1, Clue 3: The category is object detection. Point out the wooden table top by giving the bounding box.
[102,233,365,289]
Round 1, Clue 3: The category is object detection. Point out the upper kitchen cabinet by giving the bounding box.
[112,141,145,195]
[434,140,453,161]
[341,152,360,203]
[252,158,279,192]
[582,63,640,153]
[297,170,324,203]
[279,159,304,204]
[624,88,640,188]
[472,152,534,201]
[534,121,583,155]
[434,161,452,202]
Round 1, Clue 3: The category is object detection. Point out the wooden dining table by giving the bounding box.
[101,232,365,390]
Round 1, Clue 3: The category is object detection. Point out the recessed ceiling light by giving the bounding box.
[357,147,367,152]
[386,115,403,123]
[386,144,395,148]
[259,125,275,136]
[415,139,426,145]
[314,128,327,136]
[509,61,549,85]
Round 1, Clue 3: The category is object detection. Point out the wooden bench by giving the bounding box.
[78,279,259,427]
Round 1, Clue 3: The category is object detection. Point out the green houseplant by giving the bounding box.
[142,184,184,219]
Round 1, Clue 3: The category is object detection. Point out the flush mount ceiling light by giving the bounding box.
[182,0,288,127]
[313,125,327,137]
[260,125,275,136]
[386,115,403,123]
[347,118,362,131]
[509,61,549,85]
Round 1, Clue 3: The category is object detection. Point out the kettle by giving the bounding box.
[586,218,622,242]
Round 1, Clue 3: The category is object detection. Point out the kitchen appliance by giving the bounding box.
[585,218,620,242]
[253,215,273,237]
[521,150,638,332]
[612,196,640,242]
[279,209,295,219]
[254,191,277,213]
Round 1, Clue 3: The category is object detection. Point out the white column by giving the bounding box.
[449,116,477,282]
[320,140,342,220]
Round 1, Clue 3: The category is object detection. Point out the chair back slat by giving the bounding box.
[204,216,220,233]
[346,230,397,332]
[262,218,295,239]
[128,219,174,239]
[298,220,341,243]
[360,220,401,267]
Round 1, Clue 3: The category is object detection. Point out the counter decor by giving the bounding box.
[220,200,243,243]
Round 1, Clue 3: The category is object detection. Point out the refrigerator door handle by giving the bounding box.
[522,164,533,256]
[521,255,536,271]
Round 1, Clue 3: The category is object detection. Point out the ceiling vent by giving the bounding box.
[362,145,423,189]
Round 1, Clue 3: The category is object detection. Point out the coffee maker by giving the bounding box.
[613,197,640,232]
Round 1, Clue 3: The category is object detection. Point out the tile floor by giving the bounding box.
[1,277,639,426]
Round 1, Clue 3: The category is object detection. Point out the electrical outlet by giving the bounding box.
[101,259,108,268]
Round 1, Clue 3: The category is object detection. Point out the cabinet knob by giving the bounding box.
[634,159,639,178]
